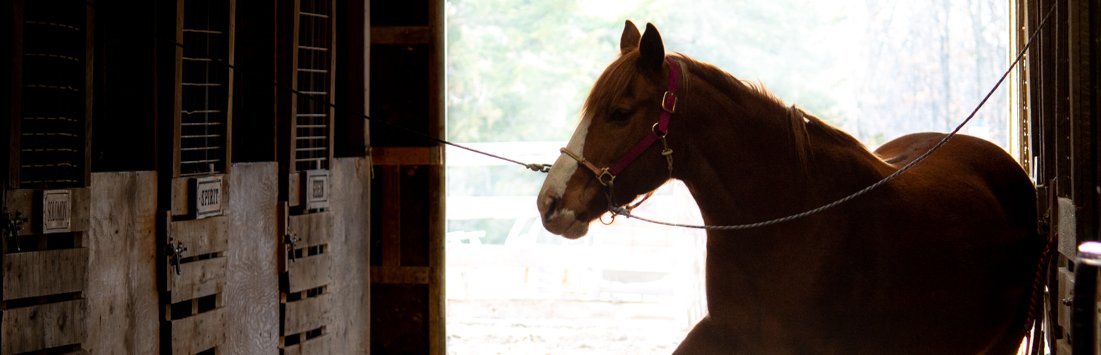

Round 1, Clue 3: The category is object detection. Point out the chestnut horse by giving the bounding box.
[537,21,1039,354]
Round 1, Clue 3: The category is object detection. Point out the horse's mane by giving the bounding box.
[583,51,870,172]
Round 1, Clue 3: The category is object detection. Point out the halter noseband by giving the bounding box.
[558,56,680,215]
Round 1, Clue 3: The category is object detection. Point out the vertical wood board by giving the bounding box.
[85,171,160,355]
[327,157,370,354]
[2,248,88,300]
[224,162,280,355]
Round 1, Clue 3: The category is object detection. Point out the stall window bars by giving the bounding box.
[18,1,87,188]
[179,0,229,177]
[294,0,331,172]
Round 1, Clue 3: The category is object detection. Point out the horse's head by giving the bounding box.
[537,21,681,239]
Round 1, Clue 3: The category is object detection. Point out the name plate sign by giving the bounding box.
[194,175,223,219]
[42,190,71,233]
[304,170,330,211]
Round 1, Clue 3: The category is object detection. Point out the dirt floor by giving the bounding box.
[446,299,691,355]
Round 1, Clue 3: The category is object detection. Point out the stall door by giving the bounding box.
[276,0,336,353]
[0,1,92,353]
[156,0,235,353]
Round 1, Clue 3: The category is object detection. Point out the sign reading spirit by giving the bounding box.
[42,190,71,233]
[194,175,223,219]
[304,170,330,211]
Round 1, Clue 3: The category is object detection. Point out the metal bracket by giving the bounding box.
[2,209,27,251]
[285,233,301,262]
[167,238,188,275]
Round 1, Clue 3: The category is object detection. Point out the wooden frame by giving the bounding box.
[277,0,337,208]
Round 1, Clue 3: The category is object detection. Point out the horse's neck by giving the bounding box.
[673,78,889,230]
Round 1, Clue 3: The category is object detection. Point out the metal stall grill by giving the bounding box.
[294,0,332,172]
[19,1,87,188]
[179,0,229,177]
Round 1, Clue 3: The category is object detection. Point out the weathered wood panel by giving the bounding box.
[282,334,330,355]
[2,248,88,300]
[170,307,226,355]
[168,216,230,256]
[287,253,330,294]
[0,299,86,355]
[283,293,331,335]
[327,157,371,354]
[223,162,279,355]
[170,256,227,304]
[3,187,91,236]
[288,211,332,247]
[85,171,160,355]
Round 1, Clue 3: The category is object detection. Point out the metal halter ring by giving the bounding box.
[597,169,616,186]
[651,122,667,137]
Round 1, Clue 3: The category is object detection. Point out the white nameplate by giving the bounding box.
[304,170,330,210]
[42,190,71,233]
[194,175,223,219]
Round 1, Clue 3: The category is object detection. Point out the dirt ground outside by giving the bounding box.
[446,299,691,355]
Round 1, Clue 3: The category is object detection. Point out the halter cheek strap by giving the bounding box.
[560,56,680,187]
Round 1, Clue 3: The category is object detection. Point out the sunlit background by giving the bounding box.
[444,0,1011,353]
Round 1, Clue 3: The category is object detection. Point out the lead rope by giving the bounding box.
[609,3,1056,230]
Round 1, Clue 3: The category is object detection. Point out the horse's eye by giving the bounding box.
[609,109,631,123]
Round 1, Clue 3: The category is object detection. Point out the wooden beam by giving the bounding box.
[371,146,442,166]
[288,211,333,247]
[370,26,429,44]
[369,266,429,284]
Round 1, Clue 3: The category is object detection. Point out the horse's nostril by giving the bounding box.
[543,197,558,222]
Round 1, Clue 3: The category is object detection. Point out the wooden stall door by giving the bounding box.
[1,1,93,353]
[274,0,338,353]
[369,0,446,353]
[156,0,236,353]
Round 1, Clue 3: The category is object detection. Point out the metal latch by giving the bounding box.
[285,232,301,262]
[167,238,188,275]
[2,209,27,251]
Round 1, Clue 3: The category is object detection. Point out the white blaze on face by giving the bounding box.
[540,115,592,200]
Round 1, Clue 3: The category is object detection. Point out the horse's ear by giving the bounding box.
[638,23,665,75]
[620,20,641,54]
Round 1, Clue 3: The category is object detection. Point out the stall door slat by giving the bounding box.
[0,299,86,355]
[2,248,88,300]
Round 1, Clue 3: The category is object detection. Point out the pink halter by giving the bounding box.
[560,56,680,186]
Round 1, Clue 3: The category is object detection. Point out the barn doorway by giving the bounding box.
[443,0,1012,353]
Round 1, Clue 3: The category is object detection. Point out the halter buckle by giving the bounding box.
[661,91,677,114]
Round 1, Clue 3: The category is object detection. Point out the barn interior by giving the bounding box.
[1,0,1100,354]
